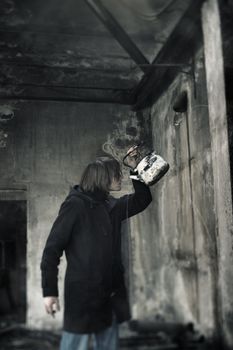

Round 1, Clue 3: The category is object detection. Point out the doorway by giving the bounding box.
[0,197,27,325]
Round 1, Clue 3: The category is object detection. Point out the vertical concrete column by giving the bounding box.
[202,0,233,348]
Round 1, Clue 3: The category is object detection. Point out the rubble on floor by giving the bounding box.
[0,320,210,350]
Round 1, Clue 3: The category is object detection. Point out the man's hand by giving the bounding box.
[44,296,60,317]
[124,146,140,170]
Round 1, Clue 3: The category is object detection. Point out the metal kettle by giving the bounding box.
[123,144,169,186]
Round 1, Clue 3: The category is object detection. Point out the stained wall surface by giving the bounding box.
[0,100,151,329]
[202,0,233,347]
[129,39,233,350]
[128,52,222,339]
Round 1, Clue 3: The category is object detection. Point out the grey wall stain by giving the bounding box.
[0,105,15,122]
[0,130,8,148]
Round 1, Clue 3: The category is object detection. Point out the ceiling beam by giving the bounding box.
[0,85,132,104]
[0,63,136,90]
[84,0,150,74]
[132,0,205,110]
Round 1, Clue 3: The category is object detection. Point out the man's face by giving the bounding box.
[109,176,122,191]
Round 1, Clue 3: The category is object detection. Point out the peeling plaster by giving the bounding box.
[0,104,15,122]
[1,0,32,26]
[102,110,151,163]
[3,0,15,15]
[0,86,24,95]
[0,130,8,148]
[173,112,185,127]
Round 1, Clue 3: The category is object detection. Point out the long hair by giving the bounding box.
[80,157,121,193]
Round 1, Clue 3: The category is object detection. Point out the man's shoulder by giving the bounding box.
[59,194,86,212]
[106,194,128,212]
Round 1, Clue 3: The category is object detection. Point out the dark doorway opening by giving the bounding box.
[0,200,27,325]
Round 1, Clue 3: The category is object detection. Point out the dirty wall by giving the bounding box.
[128,1,233,349]
[0,100,151,329]
[129,52,220,339]
[129,43,233,350]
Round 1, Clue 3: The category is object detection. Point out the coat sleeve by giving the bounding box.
[40,197,80,297]
[117,172,152,221]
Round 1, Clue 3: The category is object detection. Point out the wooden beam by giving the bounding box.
[0,63,136,90]
[132,0,205,110]
[84,0,150,73]
[0,84,133,104]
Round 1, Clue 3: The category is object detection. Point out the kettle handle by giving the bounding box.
[122,142,144,168]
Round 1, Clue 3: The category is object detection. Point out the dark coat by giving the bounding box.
[40,176,152,334]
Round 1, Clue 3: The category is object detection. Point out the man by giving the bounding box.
[40,147,152,350]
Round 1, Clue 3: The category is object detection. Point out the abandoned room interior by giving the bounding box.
[0,0,233,349]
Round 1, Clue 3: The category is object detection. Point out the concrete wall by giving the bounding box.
[128,51,224,340]
[0,100,151,329]
[202,0,233,347]
[128,16,233,346]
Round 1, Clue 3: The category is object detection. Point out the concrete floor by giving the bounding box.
[0,323,210,350]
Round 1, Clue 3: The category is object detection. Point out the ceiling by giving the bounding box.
[0,0,200,105]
